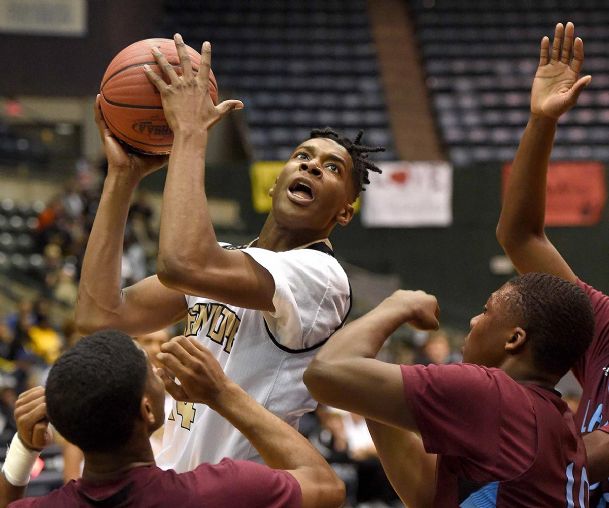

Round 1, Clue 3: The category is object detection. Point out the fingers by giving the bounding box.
[550,23,564,63]
[31,421,52,449]
[216,100,245,117]
[174,33,192,80]
[158,369,188,401]
[161,336,195,364]
[539,36,550,66]
[157,348,190,378]
[15,386,44,407]
[560,21,574,64]
[568,75,592,103]
[15,398,47,423]
[151,46,180,86]
[197,41,212,90]
[93,95,110,140]
[144,63,168,92]
[571,37,585,74]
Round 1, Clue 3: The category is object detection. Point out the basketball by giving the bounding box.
[99,38,219,154]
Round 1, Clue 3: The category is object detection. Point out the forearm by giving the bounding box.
[0,476,26,507]
[157,131,220,282]
[366,420,436,508]
[496,114,557,244]
[76,173,138,332]
[214,383,330,472]
[315,304,407,364]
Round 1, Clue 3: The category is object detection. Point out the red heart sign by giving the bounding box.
[390,170,409,185]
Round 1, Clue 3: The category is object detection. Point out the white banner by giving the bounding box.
[0,0,87,36]
[362,161,453,227]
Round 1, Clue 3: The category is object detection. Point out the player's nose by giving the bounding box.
[299,161,322,177]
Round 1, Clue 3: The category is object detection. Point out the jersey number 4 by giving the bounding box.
[168,402,196,430]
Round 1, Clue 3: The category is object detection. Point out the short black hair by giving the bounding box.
[505,272,594,377]
[310,127,384,198]
[46,330,147,453]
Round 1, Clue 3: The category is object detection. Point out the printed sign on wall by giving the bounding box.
[502,161,606,226]
[362,162,453,227]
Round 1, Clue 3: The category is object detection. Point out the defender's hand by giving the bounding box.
[156,336,231,409]
[531,22,591,120]
[14,387,52,452]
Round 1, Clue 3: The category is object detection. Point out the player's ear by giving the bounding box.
[504,327,527,353]
[336,202,355,227]
[268,177,279,197]
[141,395,156,426]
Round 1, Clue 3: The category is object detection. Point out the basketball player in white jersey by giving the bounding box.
[75,36,383,471]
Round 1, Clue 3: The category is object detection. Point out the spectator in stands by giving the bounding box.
[0,331,344,507]
[415,329,460,365]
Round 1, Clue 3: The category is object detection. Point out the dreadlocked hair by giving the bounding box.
[310,127,384,198]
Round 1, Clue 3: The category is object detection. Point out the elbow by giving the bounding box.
[303,358,334,405]
[495,221,511,250]
[74,296,105,335]
[156,254,191,290]
[326,477,346,508]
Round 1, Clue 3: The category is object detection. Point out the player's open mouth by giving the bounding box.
[288,180,315,203]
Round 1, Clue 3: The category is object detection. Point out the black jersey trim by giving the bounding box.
[220,241,348,353]
[264,281,353,354]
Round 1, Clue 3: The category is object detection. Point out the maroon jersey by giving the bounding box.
[574,280,609,506]
[401,363,589,507]
[9,458,301,508]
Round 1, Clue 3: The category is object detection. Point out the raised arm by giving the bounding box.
[157,336,345,508]
[145,36,275,311]
[303,290,439,430]
[75,99,186,335]
[496,22,591,281]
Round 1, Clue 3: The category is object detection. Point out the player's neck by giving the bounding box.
[501,358,560,390]
[82,439,155,483]
[256,214,332,251]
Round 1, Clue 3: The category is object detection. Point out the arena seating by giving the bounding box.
[0,199,44,278]
[158,0,396,160]
[409,0,609,165]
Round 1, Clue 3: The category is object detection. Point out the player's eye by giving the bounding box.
[295,152,309,160]
[326,163,339,173]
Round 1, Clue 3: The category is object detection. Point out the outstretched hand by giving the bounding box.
[144,34,244,135]
[531,22,591,120]
[156,336,232,410]
[94,95,168,180]
[14,387,52,452]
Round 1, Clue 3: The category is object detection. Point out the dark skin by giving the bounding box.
[0,387,51,507]
[76,35,357,335]
[496,22,609,483]
[304,286,561,508]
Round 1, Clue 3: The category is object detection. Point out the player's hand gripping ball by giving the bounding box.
[99,38,219,154]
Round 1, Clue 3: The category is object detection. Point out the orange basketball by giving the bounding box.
[99,38,219,154]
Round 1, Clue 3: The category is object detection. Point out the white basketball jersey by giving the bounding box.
[156,241,351,472]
